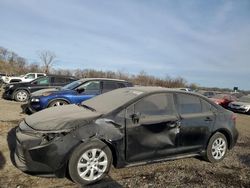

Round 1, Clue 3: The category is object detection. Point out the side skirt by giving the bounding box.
[124,153,201,168]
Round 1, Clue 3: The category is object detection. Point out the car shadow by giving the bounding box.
[7,127,17,166]
[20,103,32,115]
[0,151,6,169]
[238,154,250,168]
[82,176,123,188]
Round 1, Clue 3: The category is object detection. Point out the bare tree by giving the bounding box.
[38,50,56,74]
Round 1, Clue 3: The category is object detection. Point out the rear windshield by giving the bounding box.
[82,88,144,113]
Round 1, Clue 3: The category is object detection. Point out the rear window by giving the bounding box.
[37,74,45,77]
[102,81,118,93]
[53,77,66,83]
[177,94,202,114]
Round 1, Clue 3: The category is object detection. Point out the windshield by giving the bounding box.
[82,88,144,113]
[239,96,250,103]
[62,80,82,90]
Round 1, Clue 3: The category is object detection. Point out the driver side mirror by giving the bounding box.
[130,112,141,124]
[76,88,85,93]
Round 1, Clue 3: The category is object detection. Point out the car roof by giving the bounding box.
[77,78,130,82]
[122,86,188,93]
[83,86,213,114]
[46,74,76,78]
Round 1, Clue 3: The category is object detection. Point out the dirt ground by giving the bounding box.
[0,89,249,188]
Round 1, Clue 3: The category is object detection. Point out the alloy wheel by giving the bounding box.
[77,148,108,181]
[52,101,67,106]
[16,91,28,102]
[211,137,226,160]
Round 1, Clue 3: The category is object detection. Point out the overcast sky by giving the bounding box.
[0,0,250,89]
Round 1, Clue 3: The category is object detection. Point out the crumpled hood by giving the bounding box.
[230,101,250,106]
[25,104,101,131]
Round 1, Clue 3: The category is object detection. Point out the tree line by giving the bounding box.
[0,46,192,88]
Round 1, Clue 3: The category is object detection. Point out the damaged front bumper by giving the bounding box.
[14,121,80,177]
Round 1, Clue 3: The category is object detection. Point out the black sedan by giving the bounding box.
[14,87,238,185]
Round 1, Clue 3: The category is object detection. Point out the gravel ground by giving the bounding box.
[0,90,249,188]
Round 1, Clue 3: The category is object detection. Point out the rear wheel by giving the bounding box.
[68,140,112,185]
[48,100,68,107]
[14,90,29,102]
[205,132,228,163]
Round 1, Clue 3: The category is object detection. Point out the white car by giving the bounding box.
[228,95,250,114]
[2,73,46,84]
[177,88,193,92]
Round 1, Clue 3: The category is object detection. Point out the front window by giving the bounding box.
[134,93,175,116]
[77,81,100,94]
[32,77,49,85]
[25,74,35,79]
[62,80,82,90]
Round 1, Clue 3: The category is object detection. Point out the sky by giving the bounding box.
[0,0,250,89]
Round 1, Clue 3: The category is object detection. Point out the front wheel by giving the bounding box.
[68,140,112,185]
[14,90,29,102]
[205,132,228,163]
[48,100,68,107]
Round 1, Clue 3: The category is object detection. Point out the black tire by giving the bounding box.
[204,132,228,163]
[48,99,69,107]
[68,140,112,185]
[14,90,29,102]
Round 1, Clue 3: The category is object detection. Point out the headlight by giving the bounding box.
[9,85,14,88]
[40,129,73,145]
[31,98,40,102]
[242,105,250,109]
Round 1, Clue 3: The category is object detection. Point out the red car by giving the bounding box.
[210,94,237,108]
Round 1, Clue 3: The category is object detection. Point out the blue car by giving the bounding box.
[28,78,133,113]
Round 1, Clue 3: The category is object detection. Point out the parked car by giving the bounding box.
[177,88,193,92]
[202,91,217,98]
[210,94,237,108]
[3,75,77,102]
[14,87,238,185]
[228,95,250,114]
[2,72,46,84]
[27,78,133,113]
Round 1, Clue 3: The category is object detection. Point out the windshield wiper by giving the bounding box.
[81,104,96,112]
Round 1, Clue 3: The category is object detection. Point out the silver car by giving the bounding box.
[228,95,250,114]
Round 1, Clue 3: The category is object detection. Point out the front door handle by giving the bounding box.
[204,117,212,122]
[168,121,181,128]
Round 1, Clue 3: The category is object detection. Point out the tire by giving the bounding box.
[48,100,69,107]
[14,90,29,102]
[205,132,228,163]
[68,140,112,185]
